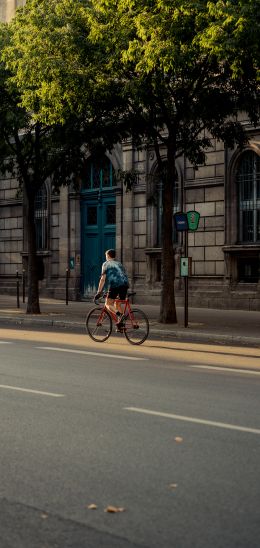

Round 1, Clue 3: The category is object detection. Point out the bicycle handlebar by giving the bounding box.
[93,291,136,305]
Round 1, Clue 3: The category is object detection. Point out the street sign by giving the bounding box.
[187,210,200,231]
[174,211,200,232]
[174,212,189,231]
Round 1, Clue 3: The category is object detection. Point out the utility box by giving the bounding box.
[180,257,192,277]
[69,257,75,270]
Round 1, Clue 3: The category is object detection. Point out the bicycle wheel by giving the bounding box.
[86,307,112,342]
[124,308,149,345]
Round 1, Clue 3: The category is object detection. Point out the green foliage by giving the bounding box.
[87,0,259,159]
[2,0,129,135]
[116,168,139,192]
[3,0,258,161]
[2,0,91,124]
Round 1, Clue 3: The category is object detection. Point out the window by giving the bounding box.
[34,185,48,251]
[238,258,259,283]
[156,164,180,246]
[87,206,97,225]
[237,151,260,243]
[106,204,116,225]
[83,156,116,190]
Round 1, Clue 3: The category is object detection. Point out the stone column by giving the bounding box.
[58,186,69,279]
[5,0,16,21]
[69,191,81,299]
[120,140,134,288]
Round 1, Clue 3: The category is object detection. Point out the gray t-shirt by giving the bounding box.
[102,260,129,288]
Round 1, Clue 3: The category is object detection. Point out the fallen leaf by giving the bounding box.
[174,437,183,443]
[87,504,98,510]
[169,483,178,489]
[41,513,48,519]
[104,506,125,513]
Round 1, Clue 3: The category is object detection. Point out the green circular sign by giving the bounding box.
[186,210,200,231]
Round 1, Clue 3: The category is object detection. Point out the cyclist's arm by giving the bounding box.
[97,273,106,294]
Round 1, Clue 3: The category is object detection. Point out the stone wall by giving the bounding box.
[0,175,23,280]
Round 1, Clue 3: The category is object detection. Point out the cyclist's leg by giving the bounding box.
[105,287,118,316]
[115,286,128,325]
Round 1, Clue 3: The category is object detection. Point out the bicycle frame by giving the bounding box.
[98,297,134,325]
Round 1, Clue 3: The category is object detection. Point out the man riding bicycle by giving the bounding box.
[95,249,129,328]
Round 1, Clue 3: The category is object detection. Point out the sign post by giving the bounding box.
[174,211,200,327]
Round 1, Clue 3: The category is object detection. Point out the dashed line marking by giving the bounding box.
[36,346,148,361]
[190,365,260,375]
[124,407,260,435]
[0,384,64,397]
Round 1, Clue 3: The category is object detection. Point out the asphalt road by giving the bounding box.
[0,327,260,548]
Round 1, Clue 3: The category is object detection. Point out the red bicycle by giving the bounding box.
[86,292,149,345]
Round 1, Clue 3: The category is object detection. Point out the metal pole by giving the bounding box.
[16,270,20,309]
[184,231,188,328]
[22,269,25,303]
[66,268,69,305]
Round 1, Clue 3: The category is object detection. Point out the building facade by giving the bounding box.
[0,1,259,310]
[0,0,24,22]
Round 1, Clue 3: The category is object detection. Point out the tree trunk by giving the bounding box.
[26,189,41,314]
[159,142,177,323]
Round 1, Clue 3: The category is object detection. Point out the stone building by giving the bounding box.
[0,0,24,22]
[0,1,259,310]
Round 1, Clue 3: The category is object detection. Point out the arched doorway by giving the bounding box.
[81,156,117,296]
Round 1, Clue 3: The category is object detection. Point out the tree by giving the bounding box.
[0,0,131,314]
[87,0,259,323]
[0,29,88,313]
[4,0,259,322]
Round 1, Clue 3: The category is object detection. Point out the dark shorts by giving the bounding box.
[107,285,128,300]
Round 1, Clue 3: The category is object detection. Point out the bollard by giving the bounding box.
[16,270,20,309]
[66,268,69,305]
[22,269,25,303]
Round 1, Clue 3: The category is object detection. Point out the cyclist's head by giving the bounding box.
[105,249,116,260]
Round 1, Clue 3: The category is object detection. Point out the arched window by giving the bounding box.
[34,184,48,251]
[82,156,116,190]
[237,151,260,243]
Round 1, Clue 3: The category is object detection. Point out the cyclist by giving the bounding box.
[94,249,129,328]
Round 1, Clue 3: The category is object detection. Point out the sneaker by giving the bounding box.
[116,314,125,328]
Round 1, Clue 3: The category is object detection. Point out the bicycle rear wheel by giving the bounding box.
[86,307,112,342]
[124,308,149,345]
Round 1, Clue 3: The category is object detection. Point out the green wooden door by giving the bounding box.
[81,157,116,297]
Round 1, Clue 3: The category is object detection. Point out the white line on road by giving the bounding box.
[0,341,13,344]
[36,346,148,361]
[191,365,260,375]
[0,384,65,398]
[124,407,260,435]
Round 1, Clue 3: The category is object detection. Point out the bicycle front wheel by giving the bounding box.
[86,307,112,342]
[124,308,149,345]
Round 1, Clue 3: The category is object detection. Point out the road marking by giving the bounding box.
[0,384,65,398]
[191,365,260,375]
[124,407,260,435]
[36,346,148,361]
[0,341,13,344]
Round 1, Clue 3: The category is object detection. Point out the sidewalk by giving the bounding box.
[0,294,259,347]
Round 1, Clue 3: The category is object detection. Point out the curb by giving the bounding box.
[152,328,260,346]
[0,315,259,347]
